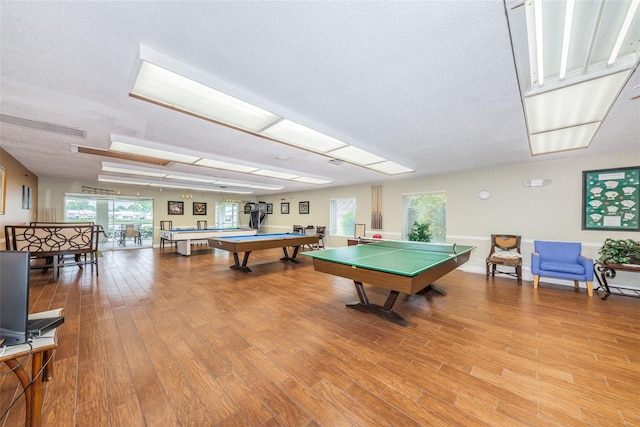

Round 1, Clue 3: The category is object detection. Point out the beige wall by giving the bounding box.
[0,147,39,240]
[25,147,640,288]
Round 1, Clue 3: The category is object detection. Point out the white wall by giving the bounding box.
[38,148,640,290]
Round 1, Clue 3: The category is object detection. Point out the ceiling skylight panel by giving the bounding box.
[293,177,333,185]
[194,158,260,173]
[132,61,281,132]
[251,169,300,180]
[366,161,414,175]
[260,119,348,153]
[110,140,201,164]
[529,122,600,155]
[327,146,386,165]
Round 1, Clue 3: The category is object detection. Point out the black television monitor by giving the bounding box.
[0,251,30,346]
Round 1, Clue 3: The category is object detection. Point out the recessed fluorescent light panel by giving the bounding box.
[164,174,215,183]
[366,161,414,175]
[132,50,281,132]
[529,122,600,155]
[327,146,385,165]
[260,119,348,152]
[129,45,413,176]
[251,169,300,180]
[98,175,150,186]
[101,163,167,178]
[508,0,640,155]
[249,184,286,191]
[194,158,259,173]
[524,71,629,134]
[293,177,334,185]
[110,139,200,164]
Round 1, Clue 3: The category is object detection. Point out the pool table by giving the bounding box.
[208,232,319,272]
[160,227,257,256]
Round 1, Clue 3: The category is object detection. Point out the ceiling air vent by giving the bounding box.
[0,114,86,138]
[328,158,345,165]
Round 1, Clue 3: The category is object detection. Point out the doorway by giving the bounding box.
[64,193,154,250]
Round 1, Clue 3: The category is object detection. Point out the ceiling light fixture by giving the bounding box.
[534,0,544,86]
[110,135,200,164]
[129,45,413,176]
[608,0,640,65]
[107,135,329,185]
[559,0,575,80]
[507,0,640,155]
[326,146,386,166]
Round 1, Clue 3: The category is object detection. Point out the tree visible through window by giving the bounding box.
[330,198,356,236]
[403,193,446,243]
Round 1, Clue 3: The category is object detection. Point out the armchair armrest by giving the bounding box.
[531,251,541,274]
[578,256,594,280]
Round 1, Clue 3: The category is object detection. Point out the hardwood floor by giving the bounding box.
[1,246,639,426]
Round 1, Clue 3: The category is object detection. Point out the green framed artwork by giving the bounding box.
[582,166,639,231]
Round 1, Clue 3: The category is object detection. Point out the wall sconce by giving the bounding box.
[523,179,552,187]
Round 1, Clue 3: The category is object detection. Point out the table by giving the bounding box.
[208,233,319,272]
[594,262,640,300]
[302,241,475,326]
[160,228,257,256]
[0,309,63,427]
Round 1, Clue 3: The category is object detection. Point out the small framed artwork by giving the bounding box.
[193,202,207,215]
[582,166,640,231]
[168,201,184,215]
[266,203,273,214]
[355,223,366,238]
[22,185,32,209]
[299,201,310,214]
[244,203,254,214]
[281,202,290,214]
[0,165,5,215]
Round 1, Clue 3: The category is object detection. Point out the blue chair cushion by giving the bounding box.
[540,261,585,275]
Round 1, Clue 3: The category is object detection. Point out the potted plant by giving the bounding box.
[408,221,432,242]
[598,238,640,265]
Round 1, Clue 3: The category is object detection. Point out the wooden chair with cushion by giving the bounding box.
[486,234,522,284]
[160,220,176,249]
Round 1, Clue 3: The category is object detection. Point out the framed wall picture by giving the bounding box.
[266,203,273,214]
[281,202,289,214]
[168,201,184,215]
[21,185,32,209]
[355,223,366,238]
[193,202,207,215]
[582,166,640,231]
[244,203,254,214]
[0,166,5,215]
[299,201,310,214]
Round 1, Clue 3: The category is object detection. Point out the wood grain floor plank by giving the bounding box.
[2,248,638,427]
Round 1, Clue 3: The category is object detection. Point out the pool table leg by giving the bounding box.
[280,246,301,263]
[230,251,252,273]
[346,281,408,326]
[416,284,447,296]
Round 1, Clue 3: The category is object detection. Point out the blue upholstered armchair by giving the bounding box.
[531,241,594,297]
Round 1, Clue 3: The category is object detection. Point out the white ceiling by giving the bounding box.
[1,1,639,196]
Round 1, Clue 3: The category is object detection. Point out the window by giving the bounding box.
[215,202,239,227]
[330,197,356,236]
[403,192,446,242]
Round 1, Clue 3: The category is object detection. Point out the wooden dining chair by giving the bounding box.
[160,220,176,249]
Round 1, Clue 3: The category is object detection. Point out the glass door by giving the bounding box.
[64,193,153,250]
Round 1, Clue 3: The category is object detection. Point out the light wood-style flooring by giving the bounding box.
[1,246,639,426]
